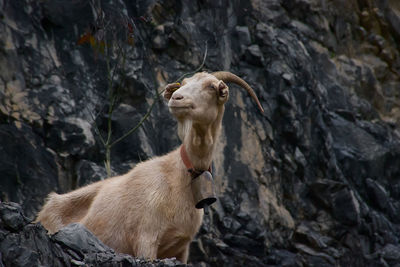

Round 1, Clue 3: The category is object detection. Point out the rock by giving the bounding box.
[360,54,389,80]
[294,243,335,266]
[46,117,95,156]
[223,234,265,256]
[75,160,108,187]
[0,202,185,267]
[332,188,360,226]
[255,22,277,46]
[384,1,400,40]
[152,25,169,50]
[220,216,241,233]
[266,249,301,266]
[309,179,346,209]
[366,178,389,210]
[0,124,58,219]
[53,223,112,253]
[235,26,252,46]
[380,244,400,264]
[293,222,329,250]
[189,239,207,263]
[2,0,400,266]
[0,202,27,231]
[245,45,265,66]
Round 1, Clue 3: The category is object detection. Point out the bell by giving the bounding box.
[191,171,217,209]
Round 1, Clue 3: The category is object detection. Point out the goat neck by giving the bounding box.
[181,107,224,171]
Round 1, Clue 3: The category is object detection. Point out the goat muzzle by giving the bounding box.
[191,171,217,209]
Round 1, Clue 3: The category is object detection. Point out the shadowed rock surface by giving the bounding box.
[0,202,184,266]
[1,0,400,266]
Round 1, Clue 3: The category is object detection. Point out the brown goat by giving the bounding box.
[36,71,263,263]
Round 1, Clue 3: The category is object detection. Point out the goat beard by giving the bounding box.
[177,119,192,142]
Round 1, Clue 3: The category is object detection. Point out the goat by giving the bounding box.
[36,71,264,263]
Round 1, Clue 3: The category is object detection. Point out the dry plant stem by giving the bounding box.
[110,94,158,147]
[111,43,208,147]
[104,44,126,177]
[174,42,208,83]
[97,42,208,177]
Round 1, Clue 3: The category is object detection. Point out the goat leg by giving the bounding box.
[133,231,159,261]
[176,243,190,264]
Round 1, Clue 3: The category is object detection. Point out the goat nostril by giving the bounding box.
[172,94,184,100]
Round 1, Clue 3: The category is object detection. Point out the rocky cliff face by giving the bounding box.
[0,202,184,267]
[1,0,400,266]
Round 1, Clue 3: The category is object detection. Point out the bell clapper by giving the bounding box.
[203,205,209,215]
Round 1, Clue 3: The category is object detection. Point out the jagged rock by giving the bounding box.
[0,202,185,267]
[332,188,360,226]
[0,123,58,219]
[293,222,330,250]
[0,202,26,231]
[52,223,112,254]
[380,244,400,265]
[75,160,109,187]
[2,0,400,266]
[245,45,264,66]
[366,178,390,211]
[46,117,95,156]
[235,26,252,46]
[152,25,169,50]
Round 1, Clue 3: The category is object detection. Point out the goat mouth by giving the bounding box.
[168,102,193,109]
[169,105,192,109]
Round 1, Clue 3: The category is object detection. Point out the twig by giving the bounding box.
[110,97,158,147]
[174,41,208,83]
[85,24,208,176]
[110,42,209,148]
[88,109,106,146]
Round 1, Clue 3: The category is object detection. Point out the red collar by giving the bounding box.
[180,145,211,176]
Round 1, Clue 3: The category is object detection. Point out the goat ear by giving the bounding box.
[217,81,229,103]
[164,83,180,100]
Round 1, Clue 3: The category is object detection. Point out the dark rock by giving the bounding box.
[152,24,169,50]
[266,249,301,266]
[294,243,335,266]
[104,103,155,166]
[366,178,389,210]
[189,239,207,263]
[384,7,400,47]
[2,0,400,266]
[332,188,360,226]
[255,22,277,46]
[46,117,95,156]
[223,234,265,256]
[220,194,235,214]
[309,179,346,209]
[53,223,112,254]
[220,216,241,233]
[293,222,329,250]
[245,45,265,66]
[0,124,58,219]
[75,160,108,187]
[0,202,27,231]
[0,202,184,267]
[380,244,400,264]
[235,26,252,46]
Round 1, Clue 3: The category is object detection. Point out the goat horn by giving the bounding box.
[212,71,264,113]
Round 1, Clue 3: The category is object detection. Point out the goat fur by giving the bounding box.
[36,71,262,263]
